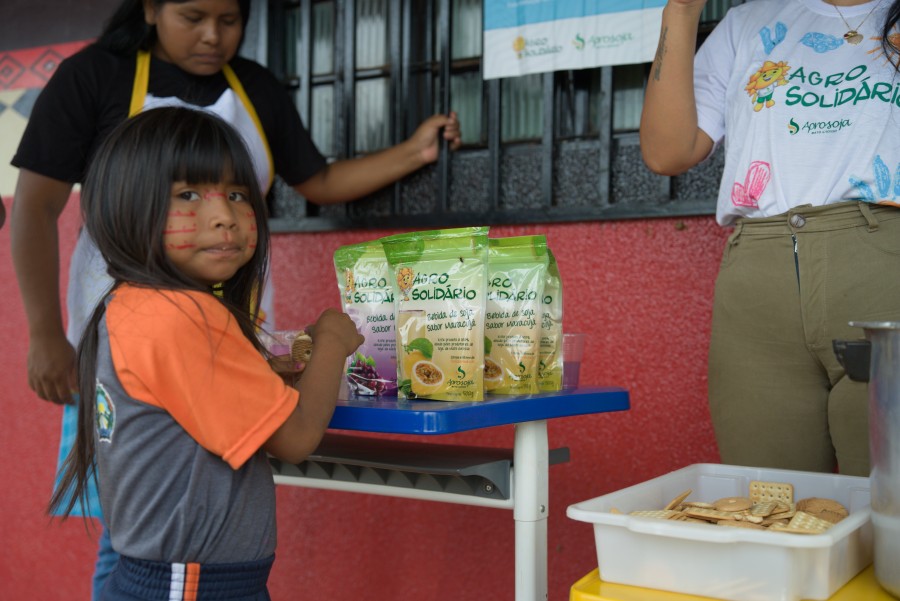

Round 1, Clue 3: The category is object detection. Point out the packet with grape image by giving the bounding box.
[484,235,548,395]
[381,226,489,402]
[334,240,397,396]
[538,248,564,391]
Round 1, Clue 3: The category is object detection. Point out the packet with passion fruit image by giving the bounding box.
[539,248,564,391]
[381,227,489,402]
[334,240,397,395]
[484,235,548,395]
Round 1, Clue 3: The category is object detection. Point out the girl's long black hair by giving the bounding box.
[49,106,270,518]
[885,0,900,71]
[96,0,251,55]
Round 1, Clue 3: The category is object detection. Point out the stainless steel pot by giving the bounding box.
[846,322,900,598]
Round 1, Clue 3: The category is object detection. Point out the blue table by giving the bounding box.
[272,386,629,601]
[328,385,630,434]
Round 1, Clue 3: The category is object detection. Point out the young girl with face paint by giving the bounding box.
[10,1,457,594]
[50,107,363,601]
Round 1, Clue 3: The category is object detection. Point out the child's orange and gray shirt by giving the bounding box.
[94,285,298,564]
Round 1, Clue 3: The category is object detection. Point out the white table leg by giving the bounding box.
[514,419,549,601]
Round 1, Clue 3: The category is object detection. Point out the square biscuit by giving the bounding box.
[750,480,794,505]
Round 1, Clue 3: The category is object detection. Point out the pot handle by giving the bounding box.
[832,339,871,383]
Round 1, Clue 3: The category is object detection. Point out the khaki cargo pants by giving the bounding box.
[708,201,900,476]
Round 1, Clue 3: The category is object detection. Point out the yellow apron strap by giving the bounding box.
[212,283,267,327]
[130,54,274,192]
[129,51,151,117]
[222,63,275,191]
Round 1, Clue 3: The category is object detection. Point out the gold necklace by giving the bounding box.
[830,0,884,45]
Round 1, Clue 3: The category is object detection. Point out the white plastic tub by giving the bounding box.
[566,464,873,601]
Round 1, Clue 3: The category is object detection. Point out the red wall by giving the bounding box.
[0,196,727,599]
[0,43,728,601]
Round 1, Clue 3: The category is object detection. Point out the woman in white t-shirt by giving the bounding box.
[641,0,900,476]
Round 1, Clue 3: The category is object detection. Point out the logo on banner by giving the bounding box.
[484,1,665,79]
[571,32,636,52]
[512,36,563,60]
[588,32,635,49]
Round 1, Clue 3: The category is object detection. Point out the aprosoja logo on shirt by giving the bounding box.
[788,117,852,135]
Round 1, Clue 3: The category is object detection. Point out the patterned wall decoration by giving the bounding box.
[0,41,88,198]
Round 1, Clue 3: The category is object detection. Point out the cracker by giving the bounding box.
[784,511,833,533]
[683,507,738,522]
[718,519,766,530]
[767,504,797,521]
[713,496,752,512]
[733,513,764,524]
[816,509,848,524]
[291,333,314,363]
[677,516,709,524]
[773,500,792,514]
[749,501,779,517]
[769,524,824,535]
[749,480,794,505]
[630,509,680,520]
[664,489,693,511]
[797,497,848,517]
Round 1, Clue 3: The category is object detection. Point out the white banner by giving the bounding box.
[483,0,667,80]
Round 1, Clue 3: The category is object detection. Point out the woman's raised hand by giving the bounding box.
[667,0,708,9]
[639,0,715,175]
[662,0,709,25]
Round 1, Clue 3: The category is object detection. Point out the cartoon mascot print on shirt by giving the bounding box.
[745,60,791,111]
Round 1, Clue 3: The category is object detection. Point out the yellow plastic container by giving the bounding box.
[570,567,896,601]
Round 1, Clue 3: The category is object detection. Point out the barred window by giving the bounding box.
[260,0,742,232]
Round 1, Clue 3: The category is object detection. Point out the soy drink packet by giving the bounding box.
[334,241,397,395]
[381,227,489,402]
[538,248,564,391]
[484,235,548,395]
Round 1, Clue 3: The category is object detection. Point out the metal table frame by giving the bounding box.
[272,386,629,601]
